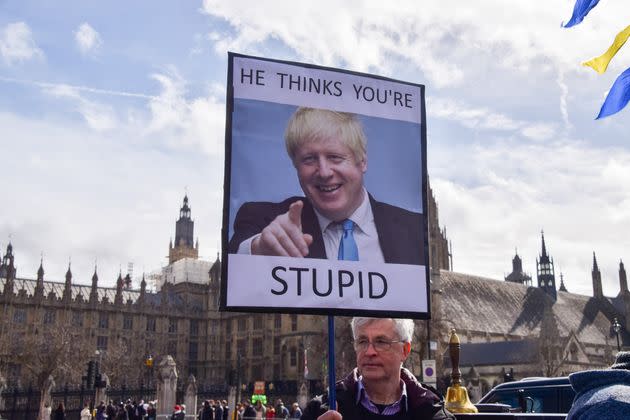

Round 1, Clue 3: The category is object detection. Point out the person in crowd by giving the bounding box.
[301,317,454,420]
[146,402,157,420]
[44,402,52,420]
[52,402,66,420]
[126,400,135,420]
[289,402,302,419]
[264,404,275,420]
[235,402,244,420]
[222,400,230,420]
[171,404,185,420]
[199,399,213,420]
[253,400,265,419]
[275,399,289,419]
[567,351,630,419]
[106,400,117,419]
[95,401,107,420]
[214,400,224,420]
[115,401,129,420]
[242,400,256,420]
[80,402,92,420]
[229,107,424,266]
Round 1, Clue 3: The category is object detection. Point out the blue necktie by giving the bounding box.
[337,219,359,261]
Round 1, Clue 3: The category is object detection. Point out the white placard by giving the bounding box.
[227,254,428,314]
[233,56,423,124]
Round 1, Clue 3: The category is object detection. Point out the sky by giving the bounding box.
[1,0,629,298]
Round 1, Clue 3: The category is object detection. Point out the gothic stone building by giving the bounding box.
[435,234,630,401]
[1,191,628,402]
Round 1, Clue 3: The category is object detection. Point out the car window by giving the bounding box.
[524,388,557,413]
[483,386,572,413]
[559,387,577,413]
[483,390,521,409]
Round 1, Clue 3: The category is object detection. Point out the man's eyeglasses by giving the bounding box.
[353,338,405,352]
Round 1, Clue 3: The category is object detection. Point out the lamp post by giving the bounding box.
[145,355,154,389]
[612,317,622,352]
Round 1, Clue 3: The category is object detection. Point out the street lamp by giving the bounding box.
[145,355,154,388]
[612,318,622,352]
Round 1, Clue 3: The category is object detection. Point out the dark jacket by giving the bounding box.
[301,368,454,420]
[52,407,66,420]
[243,405,257,419]
[229,195,425,266]
[199,405,213,420]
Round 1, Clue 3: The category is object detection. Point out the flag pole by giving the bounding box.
[327,315,336,410]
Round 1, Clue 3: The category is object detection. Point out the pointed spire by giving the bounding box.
[37,256,44,280]
[592,252,603,299]
[63,260,73,302]
[65,260,72,282]
[34,254,45,299]
[592,252,600,273]
[115,270,124,305]
[619,259,628,294]
[138,273,147,304]
[536,230,556,301]
[89,263,99,304]
[559,273,568,292]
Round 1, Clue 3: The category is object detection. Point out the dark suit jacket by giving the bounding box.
[228,195,425,265]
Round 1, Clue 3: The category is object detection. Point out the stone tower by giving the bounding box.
[505,251,532,286]
[427,182,451,272]
[168,195,199,264]
[536,232,557,301]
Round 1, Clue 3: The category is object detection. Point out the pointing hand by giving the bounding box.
[252,200,314,257]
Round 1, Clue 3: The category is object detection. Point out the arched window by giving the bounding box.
[290,347,297,366]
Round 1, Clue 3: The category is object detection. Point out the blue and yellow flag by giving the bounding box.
[583,25,630,74]
[563,0,630,118]
[596,67,630,119]
[562,0,600,28]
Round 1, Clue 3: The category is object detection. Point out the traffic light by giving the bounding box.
[86,361,95,389]
[94,361,105,388]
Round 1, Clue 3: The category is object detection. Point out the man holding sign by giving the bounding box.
[301,317,454,420]
[228,107,424,265]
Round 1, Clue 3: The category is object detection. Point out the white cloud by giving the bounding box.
[0,22,44,65]
[200,0,630,88]
[429,97,557,140]
[0,90,225,286]
[146,71,225,156]
[75,23,102,55]
[44,84,118,132]
[432,139,630,297]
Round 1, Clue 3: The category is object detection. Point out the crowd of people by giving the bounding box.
[232,399,302,420]
[93,399,157,420]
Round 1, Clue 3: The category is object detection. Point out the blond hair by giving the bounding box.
[284,107,367,164]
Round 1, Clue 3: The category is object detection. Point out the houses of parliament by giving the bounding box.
[0,189,628,400]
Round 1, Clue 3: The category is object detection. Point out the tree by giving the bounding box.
[99,337,148,387]
[15,325,93,420]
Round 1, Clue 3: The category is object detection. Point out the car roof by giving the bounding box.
[489,377,571,391]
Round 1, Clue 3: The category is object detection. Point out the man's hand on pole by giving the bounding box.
[251,200,314,257]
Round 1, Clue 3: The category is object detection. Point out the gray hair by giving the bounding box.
[350,317,415,342]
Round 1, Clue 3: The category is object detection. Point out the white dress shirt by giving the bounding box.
[314,188,384,262]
